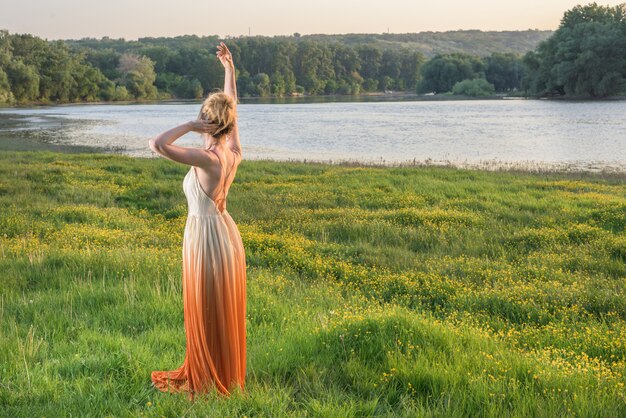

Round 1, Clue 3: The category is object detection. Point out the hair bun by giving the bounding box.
[197,91,237,138]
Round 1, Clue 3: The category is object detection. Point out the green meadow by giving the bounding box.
[0,149,624,417]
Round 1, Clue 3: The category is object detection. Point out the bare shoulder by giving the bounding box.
[149,140,218,168]
[195,148,221,172]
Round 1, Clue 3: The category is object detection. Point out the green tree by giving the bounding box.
[252,72,271,96]
[379,49,400,90]
[270,71,286,96]
[96,78,117,101]
[356,45,381,79]
[324,78,337,94]
[5,60,39,102]
[236,70,254,97]
[0,30,13,103]
[380,75,394,91]
[0,68,13,103]
[452,78,496,96]
[485,52,524,92]
[282,69,297,95]
[418,53,486,93]
[332,43,361,81]
[167,46,221,94]
[70,63,108,101]
[398,50,425,91]
[85,48,121,80]
[363,78,379,92]
[141,46,174,73]
[350,70,364,94]
[113,85,130,101]
[0,30,12,67]
[173,77,203,99]
[294,41,333,95]
[522,2,626,97]
[560,2,625,28]
[117,53,158,99]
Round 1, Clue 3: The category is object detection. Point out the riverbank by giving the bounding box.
[1,150,625,416]
[2,91,625,109]
[2,98,626,176]
[1,132,624,178]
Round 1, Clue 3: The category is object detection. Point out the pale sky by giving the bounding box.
[2,0,624,40]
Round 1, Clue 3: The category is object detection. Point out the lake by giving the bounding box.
[1,97,625,173]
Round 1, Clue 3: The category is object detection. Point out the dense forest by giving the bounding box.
[0,2,624,104]
[300,30,551,56]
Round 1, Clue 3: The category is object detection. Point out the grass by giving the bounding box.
[0,149,624,417]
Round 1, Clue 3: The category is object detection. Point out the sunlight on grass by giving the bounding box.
[0,150,624,416]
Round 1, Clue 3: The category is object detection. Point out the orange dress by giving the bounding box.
[151,149,246,400]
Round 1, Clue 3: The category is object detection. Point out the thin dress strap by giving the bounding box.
[224,151,237,200]
[210,147,236,211]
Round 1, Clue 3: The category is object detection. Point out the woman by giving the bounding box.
[148,42,246,401]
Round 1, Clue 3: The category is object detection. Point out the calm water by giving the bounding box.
[1,98,625,172]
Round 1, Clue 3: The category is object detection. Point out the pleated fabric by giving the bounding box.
[151,164,246,401]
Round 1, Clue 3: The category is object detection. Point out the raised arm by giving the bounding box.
[216,42,242,157]
[217,42,237,105]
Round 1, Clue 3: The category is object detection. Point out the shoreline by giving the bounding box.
[2,92,626,109]
[5,145,623,179]
[1,100,624,179]
[175,156,626,180]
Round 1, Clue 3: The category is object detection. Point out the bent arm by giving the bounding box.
[148,122,208,167]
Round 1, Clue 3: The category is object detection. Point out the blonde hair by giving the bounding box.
[197,91,237,141]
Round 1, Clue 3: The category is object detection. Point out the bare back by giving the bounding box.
[193,143,241,213]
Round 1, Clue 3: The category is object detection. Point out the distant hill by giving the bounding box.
[66,30,553,58]
[294,30,553,57]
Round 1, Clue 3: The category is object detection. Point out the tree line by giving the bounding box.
[0,2,624,104]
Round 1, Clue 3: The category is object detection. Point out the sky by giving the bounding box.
[1,0,625,40]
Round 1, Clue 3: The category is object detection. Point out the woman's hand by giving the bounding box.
[216,42,234,71]
[186,120,219,133]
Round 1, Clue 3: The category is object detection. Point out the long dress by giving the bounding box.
[151,148,247,401]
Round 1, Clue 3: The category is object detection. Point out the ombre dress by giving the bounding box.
[151,148,246,400]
